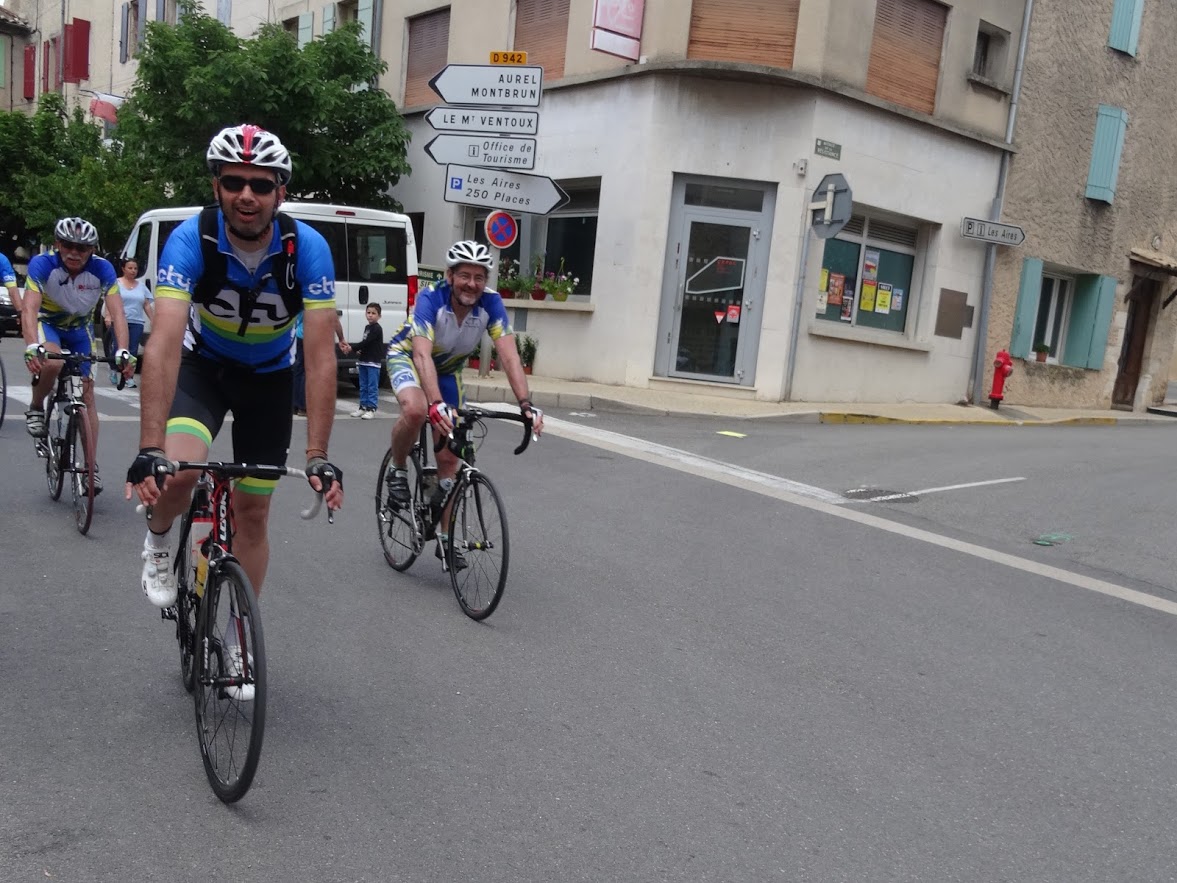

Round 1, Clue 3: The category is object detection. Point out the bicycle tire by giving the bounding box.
[0,356,7,430]
[447,472,509,620]
[376,447,421,572]
[174,510,198,694]
[71,408,95,535]
[194,558,266,803]
[45,400,64,501]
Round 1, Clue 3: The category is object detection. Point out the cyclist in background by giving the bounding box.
[126,124,344,613]
[0,250,21,325]
[384,240,544,565]
[22,217,135,495]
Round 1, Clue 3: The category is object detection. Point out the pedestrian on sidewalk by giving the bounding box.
[351,303,384,419]
[106,257,153,387]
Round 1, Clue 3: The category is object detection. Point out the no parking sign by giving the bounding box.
[484,211,519,250]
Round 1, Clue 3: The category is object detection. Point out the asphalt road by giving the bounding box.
[4,345,1177,882]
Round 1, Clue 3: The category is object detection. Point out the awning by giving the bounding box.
[1130,247,1177,275]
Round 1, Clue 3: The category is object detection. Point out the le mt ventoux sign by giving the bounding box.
[428,64,544,107]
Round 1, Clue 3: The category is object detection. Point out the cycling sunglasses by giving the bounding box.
[218,174,279,195]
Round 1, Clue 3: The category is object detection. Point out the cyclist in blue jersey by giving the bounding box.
[385,240,544,566]
[126,124,344,614]
[0,250,20,325]
[22,217,135,495]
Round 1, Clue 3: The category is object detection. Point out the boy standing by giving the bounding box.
[351,303,385,419]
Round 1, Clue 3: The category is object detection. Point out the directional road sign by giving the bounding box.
[444,164,569,215]
[484,211,519,249]
[960,217,1026,247]
[425,134,537,170]
[810,173,853,239]
[425,106,540,136]
[429,64,543,107]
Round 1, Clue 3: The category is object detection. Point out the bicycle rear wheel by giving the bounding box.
[70,409,95,535]
[194,558,266,803]
[0,356,7,430]
[376,447,421,571]
[447,472,509,620]
[174,512,198,694]
[45,401,64,501]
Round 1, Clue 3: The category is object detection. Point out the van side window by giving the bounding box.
[129,224,151,275]
[300,218,349,281]
[158,220,184,256]
[349,225,408,284]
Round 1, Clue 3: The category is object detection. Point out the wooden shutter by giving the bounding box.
[23,45,36,98]
[866,0,947,115]
[404,8,450,107]
[514,0,569,80]
[357,0,373,47]
[1009,257,1043,359]
[1063,274,1117,369]
[322,3,335,33]
[1086,105,1128,204]
[687,0,799,68]
[64,19,91,84]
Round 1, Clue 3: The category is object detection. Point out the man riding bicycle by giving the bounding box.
[385,240,544,567]
[22,217,135,495]
[126,124,344,617]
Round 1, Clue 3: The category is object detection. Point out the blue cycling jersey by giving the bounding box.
[388,281,512,374]
[155,211,336,370]
[26,252,118,330]
[0,253,16,287]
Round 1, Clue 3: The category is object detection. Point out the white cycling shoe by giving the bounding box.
[142,548,178,608]
[224,645,255,702]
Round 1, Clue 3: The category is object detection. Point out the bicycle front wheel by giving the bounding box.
[376,448,421,572]
[194,559,266,803]
[174,512,198,694]
[447,472,509,620]
[0,356,7,430]
[45,401,64,501]
[71,409,95,535]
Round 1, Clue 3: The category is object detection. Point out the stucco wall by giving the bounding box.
[987,0,1177,408]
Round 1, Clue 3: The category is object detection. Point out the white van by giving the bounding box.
[121,201,419,380]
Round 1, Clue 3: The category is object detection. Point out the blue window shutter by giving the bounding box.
[217,0,232,25]
[298,12,313,47]
[155,0,165,22]
[1062,274,1118,368]
[1010,257,1043,358]
[120,4,129,63]
[1086,105,1128,203]
[357,0,373,47]
[322,4,335,34]
[1108,0,1144,55]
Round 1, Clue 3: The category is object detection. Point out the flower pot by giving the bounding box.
[1035,351,1047,362]
[522,365,533,375]
[530,286,547,301]
[551,290,569,302]
[467,357,480,370]
[499,288,515,299]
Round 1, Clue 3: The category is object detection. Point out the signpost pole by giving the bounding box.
[479,247,499,377]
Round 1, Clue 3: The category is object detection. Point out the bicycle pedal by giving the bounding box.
[161,605,178,621]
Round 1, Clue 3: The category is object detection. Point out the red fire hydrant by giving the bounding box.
[990,350,1013,409]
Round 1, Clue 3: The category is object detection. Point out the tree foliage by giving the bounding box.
[119,6,411,209]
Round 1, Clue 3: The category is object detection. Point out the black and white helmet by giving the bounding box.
[206,124,292,184]
[54,217,99,246]
[445,240,494,269]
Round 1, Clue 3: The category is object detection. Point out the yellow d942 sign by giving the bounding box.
[490,50,528,65]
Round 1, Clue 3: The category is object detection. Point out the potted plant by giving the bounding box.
[497,257,522,299]
[541,257,578,302]
[528,255,547,300]
[466,351,480,370]
[516,333,537,374]
[1032,342,1051,362]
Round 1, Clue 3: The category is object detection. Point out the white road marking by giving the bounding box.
[855,477,1026,503]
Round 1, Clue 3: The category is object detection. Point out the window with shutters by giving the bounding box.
[404,8,450,108]
[866,0,948,115]
[130,0,141,56]
[816,212,921,334]
[338,0,357,28]
[514,0,570,81]
[687,0,799,68]
[1010,258,1116,368]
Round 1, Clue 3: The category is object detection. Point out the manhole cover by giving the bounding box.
[843,487,918,503]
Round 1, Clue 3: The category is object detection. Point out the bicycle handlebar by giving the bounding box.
[432,406,535,457]
[39,347,135,391]
[138,460,333,523]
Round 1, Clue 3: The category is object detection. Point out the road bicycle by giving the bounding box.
[33,349,127,535]
[375,406,533,620]
[149,460,332,803]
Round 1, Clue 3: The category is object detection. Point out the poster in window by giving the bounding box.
[875,282,892,314]
[860,280,878,312]
[820,268,829,292]
[892,288,904,311]
[828,273,845,306]
[817,290,828,312]
[864,249,880,281]
[841,293,853,321]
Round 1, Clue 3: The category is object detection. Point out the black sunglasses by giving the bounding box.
[218,174,279,195]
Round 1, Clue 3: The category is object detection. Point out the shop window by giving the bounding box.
[404,7,450,107]
[514,0,569,80]
[1010,258,1117,368]
[866,0,947,115]
[816,213,918,333]
[687,0,799,69]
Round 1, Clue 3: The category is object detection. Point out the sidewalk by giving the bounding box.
[462,370,1177,426]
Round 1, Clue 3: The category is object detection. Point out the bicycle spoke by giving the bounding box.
[376,448,422,571]
[448,473,509,620]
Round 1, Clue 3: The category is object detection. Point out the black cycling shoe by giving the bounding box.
[387,468,410,508]
[436,538,467,572]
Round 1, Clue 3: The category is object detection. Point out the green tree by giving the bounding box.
[119,5,411,209]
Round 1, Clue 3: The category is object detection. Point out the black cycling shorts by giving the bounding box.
[167,352,293,494]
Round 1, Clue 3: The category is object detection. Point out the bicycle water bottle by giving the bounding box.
[420,466,438,503]
[431,477,454,518]
[191,513,213,598]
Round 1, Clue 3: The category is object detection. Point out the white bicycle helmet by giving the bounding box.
[445,240,494,269]
[206,124,293,185]
[54,217,99,246]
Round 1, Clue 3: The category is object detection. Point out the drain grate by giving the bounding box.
[843,487,918,503]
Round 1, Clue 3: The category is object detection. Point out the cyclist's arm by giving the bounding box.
[139,295,188,450]
[19,288,42,347]
[303,305,338,458]
[103,284,132,355]
[493,333,535,406]
[5,282,20,316]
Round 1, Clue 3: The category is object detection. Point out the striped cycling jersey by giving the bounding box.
[388,281,512,374]
[26,252,118,329]
[0,253,16,287]
[154,211,336,371]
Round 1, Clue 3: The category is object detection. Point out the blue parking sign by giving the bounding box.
[449,176,463,190]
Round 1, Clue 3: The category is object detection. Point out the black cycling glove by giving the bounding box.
[306,457,343,493]
[127,447,173,486]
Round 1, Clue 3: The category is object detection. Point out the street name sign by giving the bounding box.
[490,50,528,64]
[424,134,537,170]
[810,173,853,239]
[429,64,543,107]
[960,217,1026,247]
[444,164,569,214]
[425,106,540,136]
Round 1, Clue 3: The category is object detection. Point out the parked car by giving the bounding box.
[0,286,21,338]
